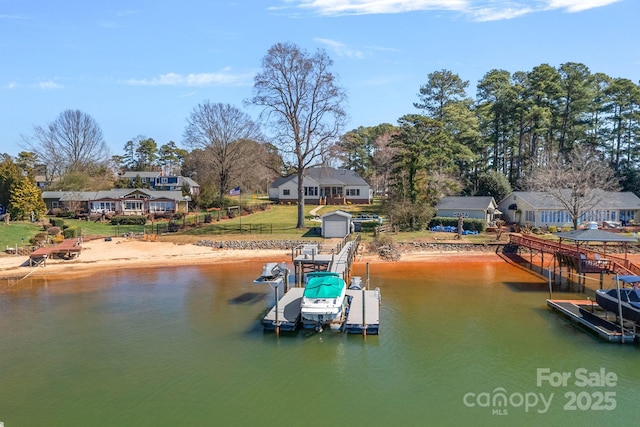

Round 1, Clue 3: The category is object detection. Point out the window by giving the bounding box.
[150,201,174,212]
[346,189,360,196]
[525,210,535,223]
[283,189,290,196]
[304,186,318,196]
[125,201,143,210]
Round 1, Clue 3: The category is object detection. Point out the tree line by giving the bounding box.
[2,44,639,228]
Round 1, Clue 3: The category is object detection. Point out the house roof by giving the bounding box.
[42,189,186,202]
[306,167,368,186]
[500,191,640,210]
[556,228,637,243]
[270,166,369,188]
[179,176,199,187]
[436,196,497,211]
[121,171,162,178]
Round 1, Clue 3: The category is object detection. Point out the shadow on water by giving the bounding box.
[502,281,551,292]
[228,292,266,305]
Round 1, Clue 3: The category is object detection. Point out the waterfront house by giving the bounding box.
[120,171,200,197]
[41,188,190,216]
[497,191,640,228]
[268,166,371,205]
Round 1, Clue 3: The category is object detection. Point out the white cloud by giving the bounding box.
[314,38,365,58]
[123,69,254,87]
[545,0,622,13]
[470,5,534,22]
[37,80,63,89]
[281,0,622,20]
[291,0,468,15]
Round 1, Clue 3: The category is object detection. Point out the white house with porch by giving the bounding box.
[269,166,371,205]
[41,189,190,216]
[497,191,640,228]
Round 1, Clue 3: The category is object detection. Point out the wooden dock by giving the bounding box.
[547,299,636,343]
[28,238,82,266]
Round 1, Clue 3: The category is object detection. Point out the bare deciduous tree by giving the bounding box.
[524,145,620,229]
[248,42,347,228]
[22,110,109,186]
[183,101,263,201]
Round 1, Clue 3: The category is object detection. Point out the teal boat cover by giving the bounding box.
[303,272,345,299]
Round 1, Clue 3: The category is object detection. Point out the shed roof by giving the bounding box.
[320,210,352,219]
[436,196,497,211]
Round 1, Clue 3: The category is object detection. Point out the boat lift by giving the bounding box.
[260,238,381,336]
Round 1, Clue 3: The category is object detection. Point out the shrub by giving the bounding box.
[428,217,487,232]
[57,210,76,218]
[47,226,61,236]
[548,225,557,233]
[204,214,212,223]
[50,218,65,227]
[167,221,180,232]
[110,216,147,225]
[30,232,49,246]
[63,227,79,238]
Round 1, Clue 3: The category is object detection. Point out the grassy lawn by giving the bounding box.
[0,201,510,250]
[0,221,43,251]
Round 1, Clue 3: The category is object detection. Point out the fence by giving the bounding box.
[152,222,302,235]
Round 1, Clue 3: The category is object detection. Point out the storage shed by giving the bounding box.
[321,210,352,238]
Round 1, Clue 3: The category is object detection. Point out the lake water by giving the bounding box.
[1,257,638,426]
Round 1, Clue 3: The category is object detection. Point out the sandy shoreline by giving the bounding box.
[0,237,504,282]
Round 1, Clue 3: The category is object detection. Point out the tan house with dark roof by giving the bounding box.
[497,191,640,228]
[41,189,190,215]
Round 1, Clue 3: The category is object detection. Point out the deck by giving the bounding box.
[28,238,82,266]
[510,234,638,276]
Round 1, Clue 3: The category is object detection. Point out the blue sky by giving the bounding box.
[1,0,638,158]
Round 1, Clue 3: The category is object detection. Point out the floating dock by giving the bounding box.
[262,288,303,332]
[344,288,381,335]
[262,287,381,335]
[547,299,636,343]
[261,235,381,335]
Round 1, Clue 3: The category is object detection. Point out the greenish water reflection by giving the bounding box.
[1,258,638,426]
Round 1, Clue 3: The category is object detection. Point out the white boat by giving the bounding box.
[300,271,347,332]
[253,262,286,286]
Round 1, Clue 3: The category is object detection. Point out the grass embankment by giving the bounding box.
[0,202,516,251]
